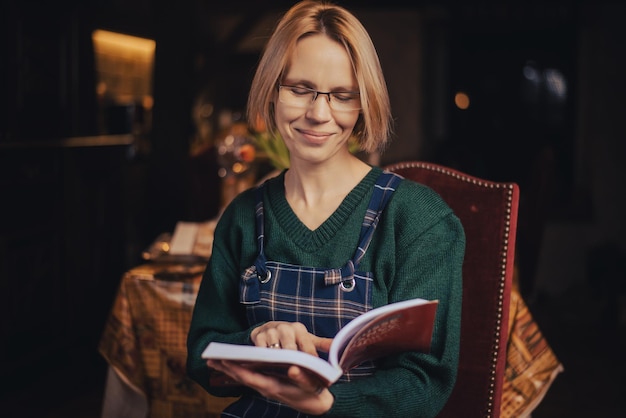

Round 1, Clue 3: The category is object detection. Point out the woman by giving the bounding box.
[187,1,465,416]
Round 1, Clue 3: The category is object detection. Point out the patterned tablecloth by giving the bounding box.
[98,262,238,418]
[99,263,562,418]
[501,286,564,418]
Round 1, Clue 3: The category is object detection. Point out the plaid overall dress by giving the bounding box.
[222,171,402,418]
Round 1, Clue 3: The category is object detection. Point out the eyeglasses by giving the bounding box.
[278,84,361,112]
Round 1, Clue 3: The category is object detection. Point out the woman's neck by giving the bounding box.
[284,156,371,230]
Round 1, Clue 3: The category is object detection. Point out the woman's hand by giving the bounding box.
[206,321,335,414]
[250,321,332,355]
[207,359,334,415]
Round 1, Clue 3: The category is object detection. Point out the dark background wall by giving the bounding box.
[1,0,625,415]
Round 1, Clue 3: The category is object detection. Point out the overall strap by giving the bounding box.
[355,170,404,265]
[252,184,269,282]
[324,171,403,286]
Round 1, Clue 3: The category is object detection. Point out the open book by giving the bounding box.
[202,298,438,387]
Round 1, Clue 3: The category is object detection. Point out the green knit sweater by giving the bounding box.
[187,166,465,417]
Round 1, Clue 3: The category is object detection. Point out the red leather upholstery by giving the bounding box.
[385,161,520,418]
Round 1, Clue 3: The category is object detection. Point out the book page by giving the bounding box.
[202,342,343,386]
[169,222,199,255]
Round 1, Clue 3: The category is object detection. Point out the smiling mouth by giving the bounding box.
[298,129,331,144]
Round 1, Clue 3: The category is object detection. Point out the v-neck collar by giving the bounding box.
[265,167,382,250]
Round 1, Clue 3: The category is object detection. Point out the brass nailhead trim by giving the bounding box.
[386,162,514,418]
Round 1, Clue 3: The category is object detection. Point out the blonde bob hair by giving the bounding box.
[247,0,392,154]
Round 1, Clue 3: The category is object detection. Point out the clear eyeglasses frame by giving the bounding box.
[278,84,361,112]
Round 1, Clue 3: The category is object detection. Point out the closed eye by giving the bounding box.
[287,86,315,96]
[331,92,359,102]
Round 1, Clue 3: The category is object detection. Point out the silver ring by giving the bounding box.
[269,343,281,349]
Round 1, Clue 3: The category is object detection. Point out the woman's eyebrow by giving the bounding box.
[282,79,358,91]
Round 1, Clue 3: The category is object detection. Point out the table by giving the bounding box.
[98,262,238,418]
[501,285,564,417]
[99,263,562,418]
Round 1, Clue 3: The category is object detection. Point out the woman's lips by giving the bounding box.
[297,129,331,145]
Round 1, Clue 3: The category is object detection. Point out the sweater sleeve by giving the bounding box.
[325,181,466,418]
[186,189,260,397]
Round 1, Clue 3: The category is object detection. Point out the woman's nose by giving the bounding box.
[306,93,333,122]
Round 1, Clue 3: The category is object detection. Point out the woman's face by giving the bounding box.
[275,34,360,167]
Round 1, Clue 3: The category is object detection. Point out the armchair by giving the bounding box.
[385,161,520,418]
